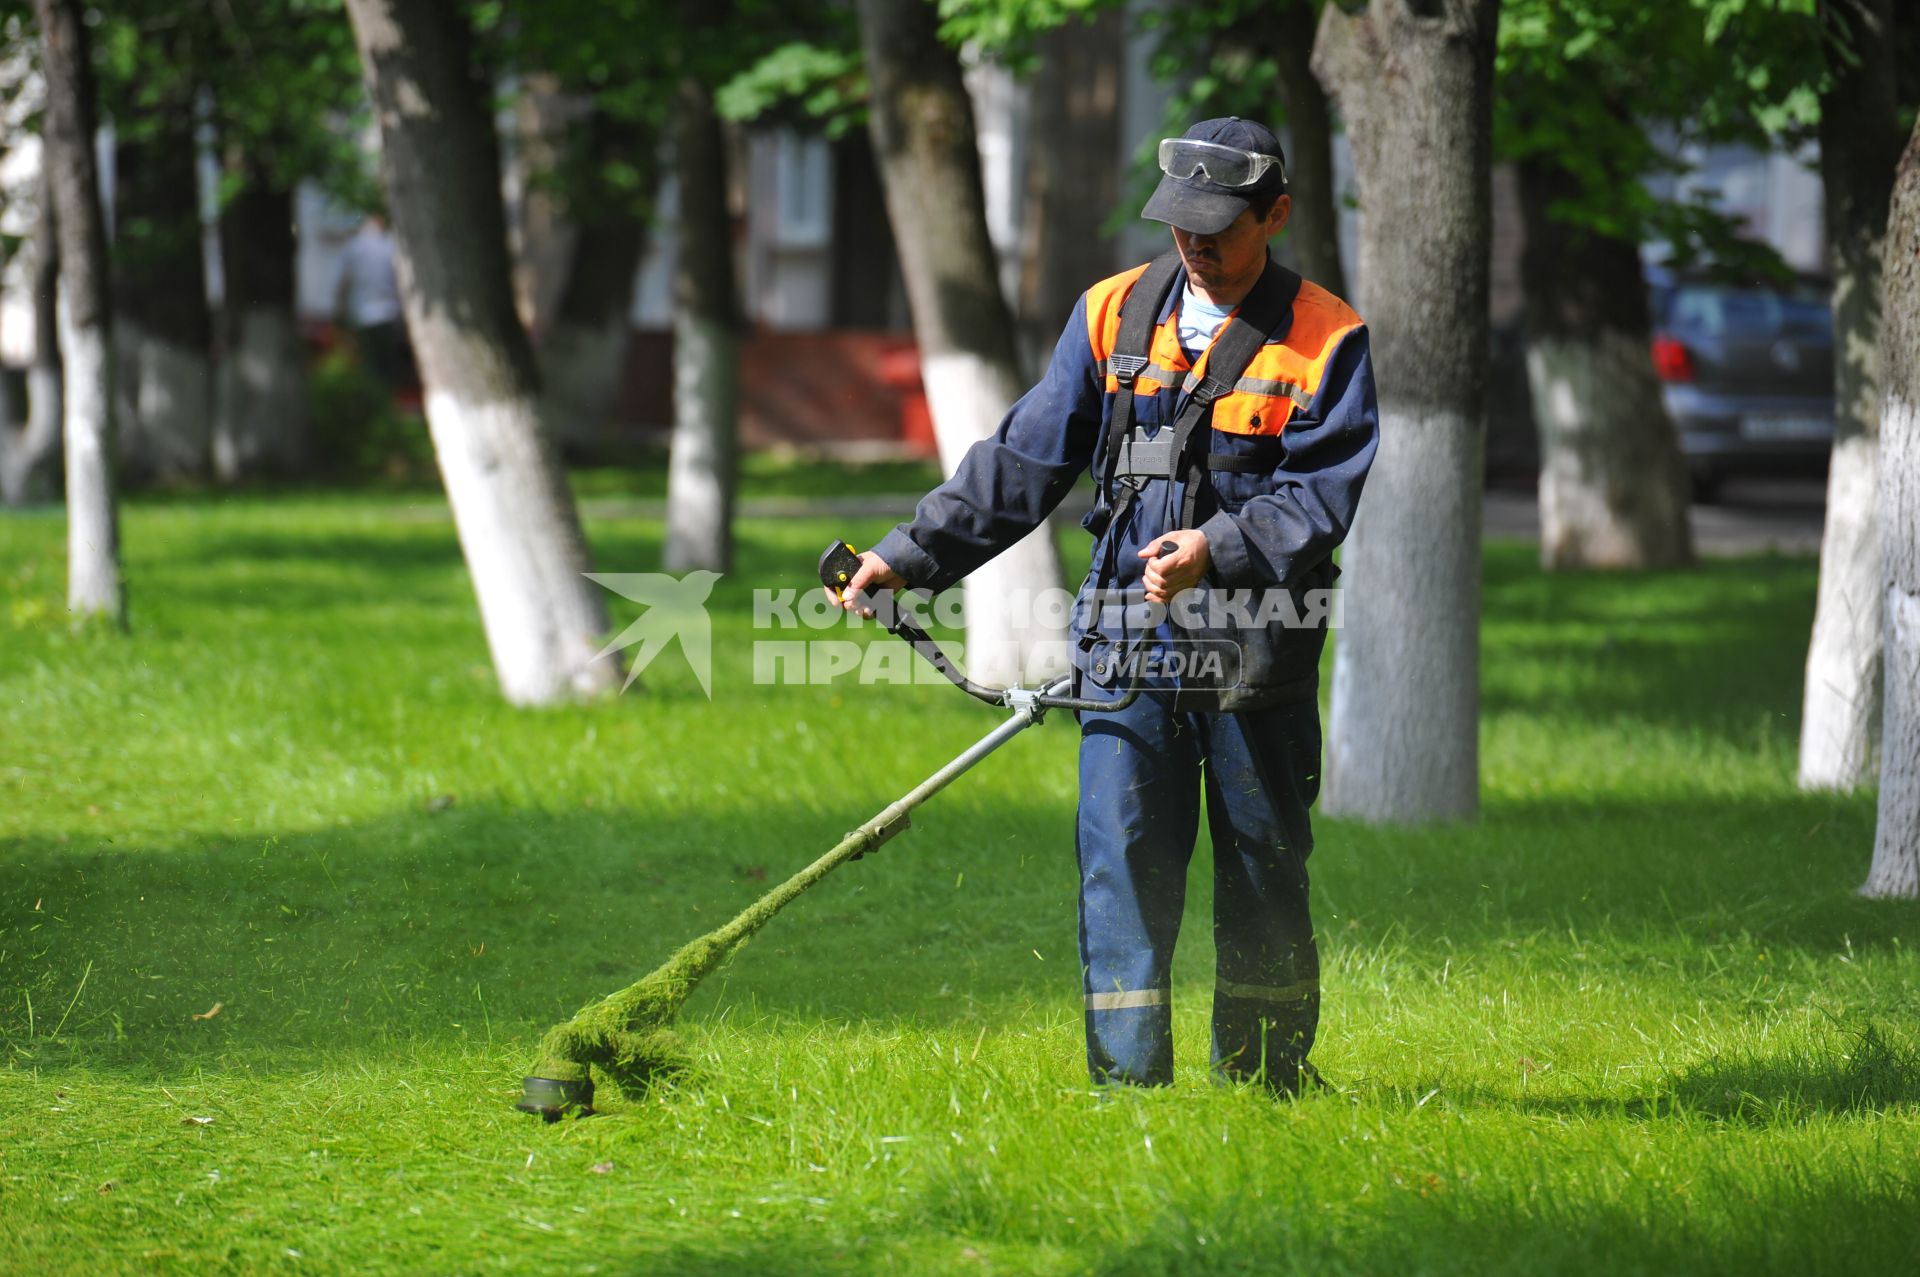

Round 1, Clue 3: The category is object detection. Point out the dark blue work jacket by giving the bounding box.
[873,257,1379,709]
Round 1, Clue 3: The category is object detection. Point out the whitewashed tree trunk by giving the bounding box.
[1017,8,1123,374]
[61,317,118,610]
[1803,428,1884,786]
[665,309,736,571]
[214,307,306,481]
[1801,0,1903,791]
[119,327,213,482]
[1314,0,1498,823]
[1863,118,1920,900]
[2,178,62,506]
[1519,155,1692,570]
[663,78,739,574]
[1527,335,1691,567]
[346,0,619,705]
[4,366,63,505]
[34,0,120,621]
[920,348,1067,683]
[542,319,630,449]
[540,109,653,455]
[214,168,306,480]
[112,100,213,484]
[857,0,1068,687]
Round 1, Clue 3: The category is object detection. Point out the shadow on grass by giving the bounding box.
[0,796,1078,1077]
[2,777,1909,1086]
[1067,1179,1920,1277]
[1478,548,1818,743]
[1665,1021,1920,1123]
[569,1159,1920,1277]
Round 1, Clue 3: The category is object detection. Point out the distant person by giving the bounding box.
[333,212,414,391]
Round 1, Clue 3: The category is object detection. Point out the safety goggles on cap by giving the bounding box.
[1157,137,1286,189]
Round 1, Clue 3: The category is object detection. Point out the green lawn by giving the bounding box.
[1,482,1915,1275]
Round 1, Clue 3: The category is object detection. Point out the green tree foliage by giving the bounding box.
[713,37,864,135]
[198,0,374,207]
[82,0,371,210]
[498,0,841,217]
[713,0,1113,134]
[1495,0,1852,273]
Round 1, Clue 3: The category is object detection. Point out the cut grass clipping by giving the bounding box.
[523,703,1029,1118]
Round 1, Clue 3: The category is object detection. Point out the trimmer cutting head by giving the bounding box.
[515,537,1151,1120]
[515,1075,596,1122]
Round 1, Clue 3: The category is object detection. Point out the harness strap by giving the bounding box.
[1086,255,1299,686]
[1167,259,1301,529]
[1096,253,1183,493]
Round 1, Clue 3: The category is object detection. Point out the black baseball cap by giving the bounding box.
[1141,117,1290,236]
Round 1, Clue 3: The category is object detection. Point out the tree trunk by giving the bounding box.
[34,0,121,621]
[663,78,740,574]
[1017,8,1123,372]
[1802,0,1904,792]
[344,0,620,705]
[1863,117,1920,900]
[857,0,1068,687]
[828,130,902,327]
[1271,0,1347,298]
[1518,152,1692,570]
[214,156,306,480]
[113,108,213,483]
[508,74,583,339]
[1313,0,1498,823]
[2,172,63,505]
[542,108,654,456]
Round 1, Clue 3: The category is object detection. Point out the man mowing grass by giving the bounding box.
[835,118,1379,1094]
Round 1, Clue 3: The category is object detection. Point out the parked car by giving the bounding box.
[1648,271,1834,499]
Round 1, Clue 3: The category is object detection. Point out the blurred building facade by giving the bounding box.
[0,32,1827,462]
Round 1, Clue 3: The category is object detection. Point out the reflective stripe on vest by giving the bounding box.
[1085,265,1363,436]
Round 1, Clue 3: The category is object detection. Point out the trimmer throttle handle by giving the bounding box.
[815,537,1151,714]
[819,539,867,603]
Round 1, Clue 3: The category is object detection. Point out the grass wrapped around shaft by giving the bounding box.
[530,812,891,1095]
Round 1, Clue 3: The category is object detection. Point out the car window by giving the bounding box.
[1666,285,1830,339]
[1779,296,1829,335]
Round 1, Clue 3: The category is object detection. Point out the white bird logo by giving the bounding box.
[585,571,722,697]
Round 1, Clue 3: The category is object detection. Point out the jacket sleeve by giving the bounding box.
[870,297,1107,593]
[1198,325,1379,588]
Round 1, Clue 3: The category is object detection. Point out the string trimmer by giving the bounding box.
[514,538,1166,1120]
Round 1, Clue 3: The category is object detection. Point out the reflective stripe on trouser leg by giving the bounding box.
[1077,690,1200,1086]
[1199,699,1323,1082]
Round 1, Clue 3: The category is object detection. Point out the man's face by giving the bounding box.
[1171,195,1291,295]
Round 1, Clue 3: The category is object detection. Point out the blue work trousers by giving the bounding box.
[1076,690,1321,1088]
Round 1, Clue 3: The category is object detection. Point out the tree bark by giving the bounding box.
[1271,0,1347,298]
[663,78,741,574]
[34,0,121,621]
[214,154,306,480]
[1313,0,1498,823]
[542,108,655,455]
[1017,8,1123,372]
[857,0,1069,687]
[1518,151,1693,570]
[1801,0,1904,792]
[828,130,902,328]
[1863,116,1920,900]
[1,172,62,505]
[508,74,582,339]
[112,100,214,483]
[344,0,620,704]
